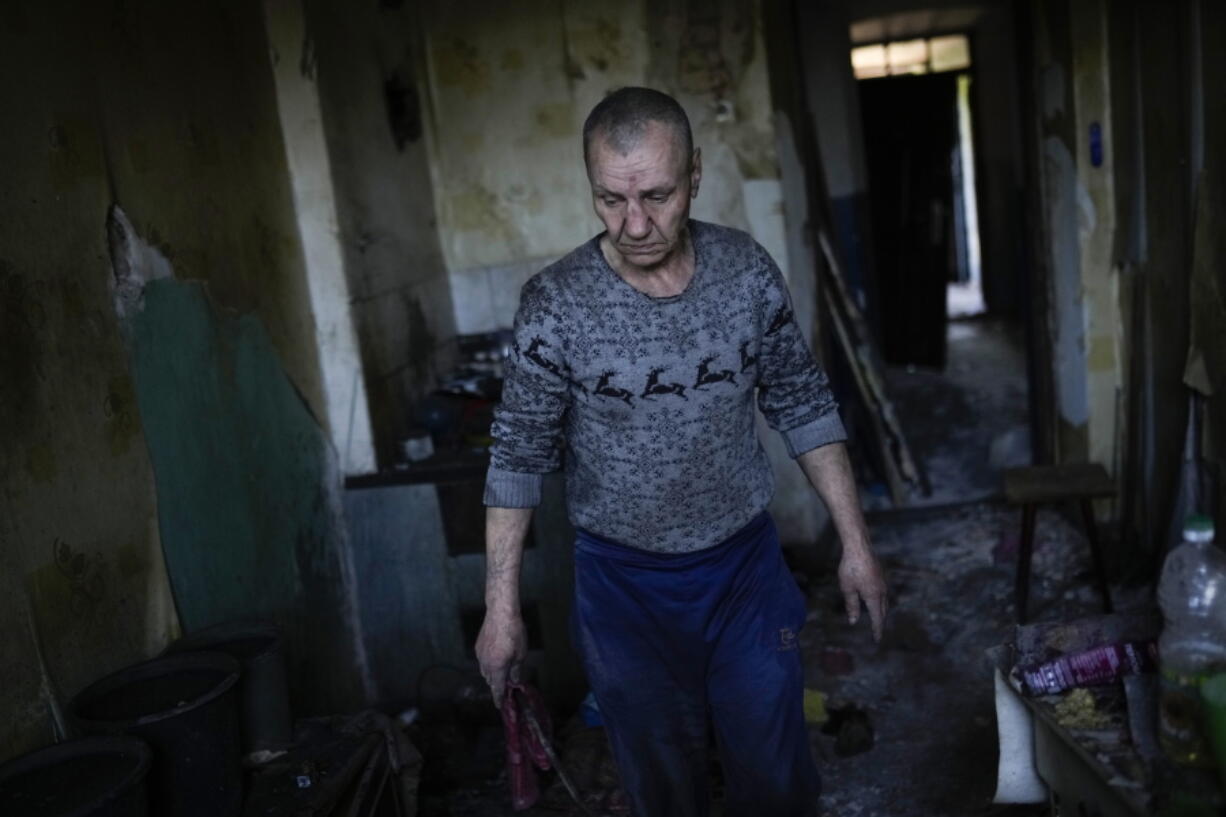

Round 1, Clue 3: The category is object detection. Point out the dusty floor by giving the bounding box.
[414,318,1144,816]
[874,316,1033,508]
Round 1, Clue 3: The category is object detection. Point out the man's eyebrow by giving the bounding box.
[593,186,624,198]
[642,185,675,197]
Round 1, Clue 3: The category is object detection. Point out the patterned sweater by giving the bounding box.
[483,220,845,553]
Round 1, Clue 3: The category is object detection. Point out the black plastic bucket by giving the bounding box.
[70,652,243,817]
[164,620,292,756]
[0,736,151,817]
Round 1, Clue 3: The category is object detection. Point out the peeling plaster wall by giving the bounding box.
[1033,0,1128,472]
[1069,0,1124,474]
[92,0,372,711]
[0,2,181,762]
[304,0,459,467]
[0,0,371,760]
[1032,0,1092,460]
[420,0,790,332]
[1026,0,1211,561]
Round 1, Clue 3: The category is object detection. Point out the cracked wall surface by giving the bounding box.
[0,0,373,761]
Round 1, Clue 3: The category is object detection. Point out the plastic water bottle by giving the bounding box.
[1157,515,1226,766]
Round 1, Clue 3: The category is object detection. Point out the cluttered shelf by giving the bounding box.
[989,611,1225,817]
[346,330,513,490]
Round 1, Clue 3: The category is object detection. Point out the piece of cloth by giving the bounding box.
[499,681,553,810]
[572,511,821,817]
[484,219,845,553]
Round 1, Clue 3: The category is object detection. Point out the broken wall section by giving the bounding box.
[1023,0,1224,564]
[0,0,374,762]
[0,0,183,763]
[93,0,373,714]
[419,0,793,333]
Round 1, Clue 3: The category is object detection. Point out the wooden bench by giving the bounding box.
[1003,463,1115,624]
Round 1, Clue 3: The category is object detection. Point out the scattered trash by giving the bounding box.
[820,646,855,676]
[989,663,1049,804]
[1014,641,1158,696]
[1052,688,1114,730]
[246,748,289,767]
[821,703,874,757]
[803,689,828,724]
[886,610,937,653]
[993,530,1020,563]
[245,711,421,817]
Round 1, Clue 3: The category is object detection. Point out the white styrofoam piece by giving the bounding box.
[992,667,1049,804]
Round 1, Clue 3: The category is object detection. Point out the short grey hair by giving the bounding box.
[582,87,694,170]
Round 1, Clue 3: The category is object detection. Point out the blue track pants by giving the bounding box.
[572,512,820,817]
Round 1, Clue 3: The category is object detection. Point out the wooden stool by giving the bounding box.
[1003,463,1115,623]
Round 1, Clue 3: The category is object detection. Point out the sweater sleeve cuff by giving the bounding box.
[781,411,848,458]
[484,466,544,508]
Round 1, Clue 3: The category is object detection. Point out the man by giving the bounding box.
[476,87,887,817]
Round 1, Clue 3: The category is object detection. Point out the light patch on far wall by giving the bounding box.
[1044,135,1090,428]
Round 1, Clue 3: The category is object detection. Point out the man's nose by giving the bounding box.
[624,201,651,239]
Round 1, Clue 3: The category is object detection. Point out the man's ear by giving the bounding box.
[690,147,702,197]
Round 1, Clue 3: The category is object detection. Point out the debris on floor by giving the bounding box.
[403,320,1158,816]
[804,689,829,725]
[245,710,422,817]
[821,703,875,757]
[1050,688,1114,731]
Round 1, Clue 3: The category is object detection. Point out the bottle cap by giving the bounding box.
[1182,514,1215,543]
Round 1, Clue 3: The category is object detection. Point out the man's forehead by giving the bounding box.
[587,123,689,183]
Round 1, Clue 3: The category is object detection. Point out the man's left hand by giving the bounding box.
[837,543,888,642]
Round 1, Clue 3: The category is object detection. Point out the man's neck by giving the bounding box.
[601,228,695,298]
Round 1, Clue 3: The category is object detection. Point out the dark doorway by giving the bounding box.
[861,71,960,368]
[851,31,1033,507]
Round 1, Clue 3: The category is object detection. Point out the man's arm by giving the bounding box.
[797,442,888,642]
[475,506,533,707]
[477,276,571,706]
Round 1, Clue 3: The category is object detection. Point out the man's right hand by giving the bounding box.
[475,608,527,708]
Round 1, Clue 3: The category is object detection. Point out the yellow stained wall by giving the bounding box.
[420,0,786,276]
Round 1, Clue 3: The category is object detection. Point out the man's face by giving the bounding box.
[587,121,702,270]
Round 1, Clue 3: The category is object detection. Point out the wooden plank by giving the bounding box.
[825,279,907,504]
[817,229,927,501]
